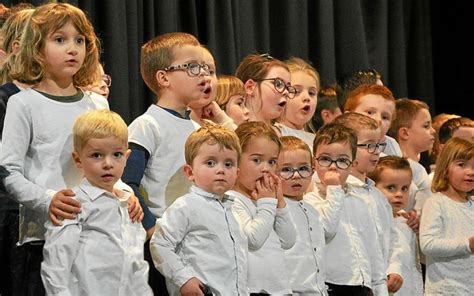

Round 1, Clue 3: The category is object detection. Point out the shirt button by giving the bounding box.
[309,227,313,231]
[313,247,317,251]
[304,208,307,212]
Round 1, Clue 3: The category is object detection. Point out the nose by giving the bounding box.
[430,126,435,135]
[103,156,113,169]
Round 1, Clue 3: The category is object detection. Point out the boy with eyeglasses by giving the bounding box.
[333,112,404,295]
[304,122,385,296]
[122,32,212,295]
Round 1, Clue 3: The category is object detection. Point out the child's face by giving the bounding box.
[225,94,250,125]
[72,137,130,193]
[184,142,239,196]
[375,168,411,215]
[314,141,353,186]
[353,127,383,176]
[188,48,217,110]
[249,66,292,123]
[237,137,280,194]
[322,107,342,125]
[82,64,110,99]
[452,126,474,141]
[278,148,313,198]
[353,94,395,137]
[282,70,318,130]
[447,157,474,195]
[43,20,86,82]
[406,109,435,154]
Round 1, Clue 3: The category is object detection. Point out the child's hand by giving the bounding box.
[128,194,144,223]
[322,170,342,186]
[400,210,420,233]
[270,173,286,208]
[180,277,205,296]
[251,173,276,201]
[387,273,403,292]
[49,189,80,226]
[202,101,231,125]
[469,236,474,252]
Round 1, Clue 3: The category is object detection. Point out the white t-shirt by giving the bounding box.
[276,123,316,153]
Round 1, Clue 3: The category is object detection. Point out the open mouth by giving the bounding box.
[278,101,287,107]
[203,86,212,94]
[291,184,302,190]
[302,105,310,112]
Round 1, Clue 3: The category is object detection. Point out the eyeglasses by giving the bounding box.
[255,78,297,99]
[356,142,387,154]
[163,62,211,77]
[278,165,314,180]
[315,156,353,170]
[102,74,112,87]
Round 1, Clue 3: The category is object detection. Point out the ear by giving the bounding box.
[235,168,241,179]
[244,79,256,96]
[183,164,195,182]
[11,40,21,54]
[124,149,132,161]
[155,70,169,88]
[72,152,82,169]
[398,127,410,141]
[321,109,331,124]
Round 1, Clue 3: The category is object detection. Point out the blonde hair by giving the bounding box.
[368,156,412,184]
[280,136,312,163]
[388,99,429,138]
[73,109,128,152]
[10,3,100,86]
[333,111,379,134]
[140,32,200,95]
[313,122,358,160]
[185,123,241,165]
[235,121,281,153]
[215,75,245,109]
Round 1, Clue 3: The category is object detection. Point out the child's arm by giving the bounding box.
[272,174,296,249]
[420,197,472,257]
[202,101,237,130]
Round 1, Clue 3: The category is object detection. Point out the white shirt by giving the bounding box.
[383,135,402,157]
[0,89,108,244]
[407,159,431,214]
[420,192,474,295]
[284,197,331,296]
[41,179,151,296]
[393,216,423,296]
[276,123,316,153]
[150,186,248,296]
[230,190,296,294]
[305,182,387,295]
[128,104,199,218]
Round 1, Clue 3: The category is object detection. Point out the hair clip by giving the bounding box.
[260,53,274,60]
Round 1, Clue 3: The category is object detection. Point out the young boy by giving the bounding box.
[369,156,424,296]
[149,125,248,296]
[333,112,404,295]
[304,122,385,296]
[388,99,435,213]
[41,110,152,295]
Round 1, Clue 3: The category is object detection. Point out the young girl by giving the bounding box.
[420,137,474,295]
[215,74,249,126]
[276,57,319,151]
[235,53,296,132]
[229,121,296,294]
[0,3,141,294]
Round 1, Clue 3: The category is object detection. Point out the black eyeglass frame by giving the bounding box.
[356,142,387,154]
[278,165,314,180]
[163,62,211,77]
[254,77,297,99]
[315,156,353,170]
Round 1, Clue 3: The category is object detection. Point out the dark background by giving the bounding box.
[3,0,472,123]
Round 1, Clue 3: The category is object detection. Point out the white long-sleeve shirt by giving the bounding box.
[420,192,474,295]
[150,186,248,296]
[41,179,151,296]
[230,190,296,294]
[0,89,108,244]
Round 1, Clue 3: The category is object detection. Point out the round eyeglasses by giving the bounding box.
[356,142,387,154]
[315,156,353,170]
[163,62,211,77]
[278,165,314,180]
[255,78,297,99]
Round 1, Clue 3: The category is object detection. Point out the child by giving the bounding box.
[41,110,152,295]
[150,124,248,295]
[82,63,111,99]
[334,112,404,295]
[305,122,385,296]
[369,156,424,296]
[235,53,297,129]
[278,135,336,295]
[215,74,249,126]
[338,68,383,111]
[429,113,460,167]
[229,121,296,294]
[276,57,319,151]
[312,85,342,131]
[420,137,474,295]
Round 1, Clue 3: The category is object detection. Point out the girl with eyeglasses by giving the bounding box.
[82,64,111,99]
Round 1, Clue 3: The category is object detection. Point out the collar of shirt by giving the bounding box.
[158,105,191,119]
[77,178,131,204]
[347,174,375,189]
[189,185,233,203]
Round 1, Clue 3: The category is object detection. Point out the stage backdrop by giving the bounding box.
[4,0,436,123]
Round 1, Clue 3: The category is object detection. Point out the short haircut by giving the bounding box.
[338,68,382,109]
[368,156,413,184]
[388,99,429,138]
[313,122,358,160]
[344,84,395,112]
[313,85,340,131]
[432,137,474,194]
[438,117,474,144]
[73,110,128,153]
[215,75,245,109]
[140,32,200,95]
[279,136,312,163]
[235,53,289,84]
[234,121,281,154]
[333,111,379,136]
[285,57,320,90]
[11,3,100,86]
[185,124,241,165]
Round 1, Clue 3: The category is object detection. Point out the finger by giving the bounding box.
[56,202,81,214]
[51,207,77,220]
[49,213,63,226]
[60,189,76,196]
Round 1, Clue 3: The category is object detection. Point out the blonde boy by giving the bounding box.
[150,125,248,296]
[41,110,152,296]
[334,112,404,295]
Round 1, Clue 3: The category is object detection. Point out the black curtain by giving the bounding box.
[4,0,439,123]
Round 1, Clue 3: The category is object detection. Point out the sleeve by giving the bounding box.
[149,199,196,289]
[313,185,344,238]
[41,215,82,296]
[231,196,277,250]
[411,161,432,214]
[419,197,471,257]
[274,206,296,250]
[0,96,55,215]
[386,220,403,277]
